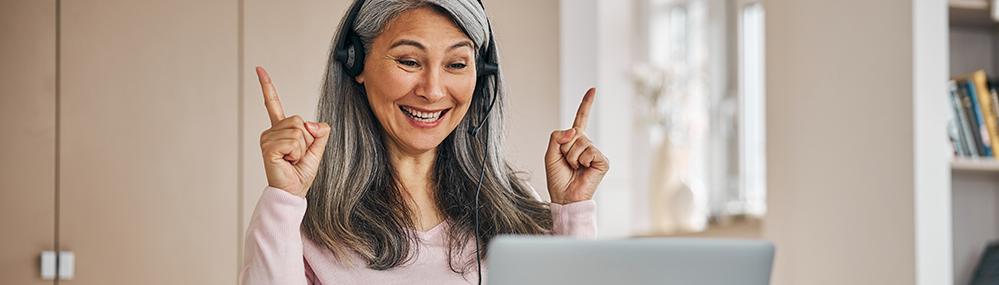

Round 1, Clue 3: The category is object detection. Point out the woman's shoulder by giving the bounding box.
[302,233,359,269]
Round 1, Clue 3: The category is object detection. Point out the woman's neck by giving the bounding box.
[385,139,443,231]
[386,142,436,192]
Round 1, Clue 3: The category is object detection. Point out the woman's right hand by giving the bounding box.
[256,66,331,198]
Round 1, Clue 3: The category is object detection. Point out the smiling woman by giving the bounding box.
[240,0,608,284]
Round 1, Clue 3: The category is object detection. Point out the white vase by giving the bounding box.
[649,136,696,234]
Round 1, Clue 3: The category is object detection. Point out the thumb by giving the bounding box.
[545,128,575,165]
[303,122,331,163]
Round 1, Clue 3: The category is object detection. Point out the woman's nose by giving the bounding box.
[415,68,445,101]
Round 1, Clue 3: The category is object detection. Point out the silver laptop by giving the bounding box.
[487,236,774,285]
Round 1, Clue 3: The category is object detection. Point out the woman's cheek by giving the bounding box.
[368,73,413,126]
[450,75,476,103]
[449,77,476,123]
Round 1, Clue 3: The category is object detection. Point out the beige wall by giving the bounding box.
[764,0,917,284]
[58,0,240,283]
[490,0,561,201]
[238,0,349,265]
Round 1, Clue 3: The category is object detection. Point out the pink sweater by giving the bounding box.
[240,187,597,284]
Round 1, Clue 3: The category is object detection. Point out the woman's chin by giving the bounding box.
[397,135,447,153]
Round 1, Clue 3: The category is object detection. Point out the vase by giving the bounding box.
[649,135,696,234]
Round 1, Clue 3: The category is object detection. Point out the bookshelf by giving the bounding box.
[948,1,999,284]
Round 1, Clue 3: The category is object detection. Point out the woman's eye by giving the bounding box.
[397,59,420,68]
[447,62,467,69]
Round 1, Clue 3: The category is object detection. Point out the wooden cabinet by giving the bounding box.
[3,0,239,283]
[0,0,57,284]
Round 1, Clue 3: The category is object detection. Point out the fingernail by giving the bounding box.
[306,122,318,133]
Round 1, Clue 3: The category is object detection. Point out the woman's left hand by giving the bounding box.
[545,88,610,204]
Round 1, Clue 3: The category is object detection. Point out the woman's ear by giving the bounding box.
[355,74,365,84]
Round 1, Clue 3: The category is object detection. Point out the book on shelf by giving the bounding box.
[947,70,999,160]
[949,81,976,157]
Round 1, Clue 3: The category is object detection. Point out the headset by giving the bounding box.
[333,0,498,284]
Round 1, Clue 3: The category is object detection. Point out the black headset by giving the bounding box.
[333,1,498,284]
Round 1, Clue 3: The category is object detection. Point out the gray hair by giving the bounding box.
[302,0,553,274]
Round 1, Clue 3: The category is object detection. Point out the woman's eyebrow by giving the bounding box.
[389,39,426,50]
[448,41,474,52]
[388,39,474,52]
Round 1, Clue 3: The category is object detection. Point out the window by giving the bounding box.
[738,2,766,217]
[638,0,765,233]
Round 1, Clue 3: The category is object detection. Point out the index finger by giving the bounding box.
[571,88,596,130]
[256,66,286,125]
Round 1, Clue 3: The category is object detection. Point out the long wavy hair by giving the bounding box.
[302,0,553,274]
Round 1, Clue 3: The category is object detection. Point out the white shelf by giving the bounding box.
[951,0,990,10]
[952,158,999,171]
[950,0,998,29]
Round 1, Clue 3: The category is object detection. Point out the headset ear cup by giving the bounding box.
[473,59,496,101]
[348,38,366,76]
[335,34,366,77]
[469,66,497,136]
[476,60,498,78]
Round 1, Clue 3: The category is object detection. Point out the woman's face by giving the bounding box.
[357,7,477,155]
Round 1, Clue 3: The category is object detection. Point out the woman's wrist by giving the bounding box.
[550,195,594,205]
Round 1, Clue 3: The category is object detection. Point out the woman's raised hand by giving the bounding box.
[544,88,610,204]
[256,66,331,198]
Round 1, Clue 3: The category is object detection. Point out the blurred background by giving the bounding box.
[1,0,996,284]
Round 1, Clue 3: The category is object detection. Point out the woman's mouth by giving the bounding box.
[399,105,450,127]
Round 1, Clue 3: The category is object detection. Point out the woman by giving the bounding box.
[240,0,609,284]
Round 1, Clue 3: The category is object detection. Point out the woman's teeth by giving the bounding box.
[400,106,445,122]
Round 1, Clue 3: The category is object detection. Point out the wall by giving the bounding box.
[238,0,348,266]
[763,0,919,284]
[58,0,240,282]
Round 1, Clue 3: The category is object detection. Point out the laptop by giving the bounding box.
[486,236,775,285]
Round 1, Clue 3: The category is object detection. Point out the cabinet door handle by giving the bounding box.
[58,251,75,280]
[40,251,56,280]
